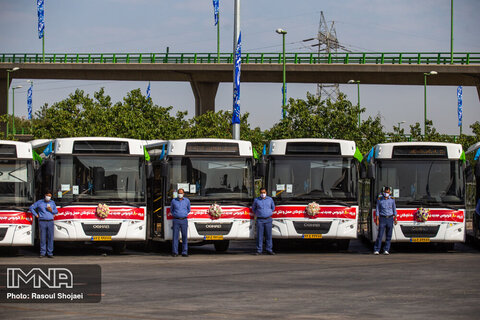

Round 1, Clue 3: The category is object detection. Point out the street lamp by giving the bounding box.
[11,85,22,135]
[6,67,20,136]
[423,71,438,135]
[348,79,361,127]
[397,121,406,133]
[276,28,287,118]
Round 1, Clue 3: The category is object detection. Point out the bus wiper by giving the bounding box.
[5,206,28,212]
[107,200,141,208]
[317,199,350,207]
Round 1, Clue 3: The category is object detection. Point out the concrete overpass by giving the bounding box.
[1,52,480,118]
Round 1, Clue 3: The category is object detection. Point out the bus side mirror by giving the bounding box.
[256,162,266,178]
[367,163,375,179]
[44,159,54,177]
[360,163,367,179]
[146,162,154,180]
[160,160,169,178]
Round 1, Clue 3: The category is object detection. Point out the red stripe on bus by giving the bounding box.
[56,207,145,221]
[166,207,253,220]
[272,205,357,219]
[394,209,464,222]
[0,211,33,225]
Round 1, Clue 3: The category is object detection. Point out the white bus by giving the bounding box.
[266,139,361,250]
[146,139,255,252]
[364,142,467,249]
[0,141,35,247]
[466,142,480,243]
[31,137,147,252]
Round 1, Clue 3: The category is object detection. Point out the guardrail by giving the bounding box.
[1,52,479,65]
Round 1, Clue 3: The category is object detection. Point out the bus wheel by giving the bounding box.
[214,240,230,252]
[336,239,350,251]
[112,242,126,254]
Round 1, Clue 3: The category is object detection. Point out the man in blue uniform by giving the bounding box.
[170,188,190,257]
[252,188,275,255]
[30,191,58,258]
[373,186,397,255]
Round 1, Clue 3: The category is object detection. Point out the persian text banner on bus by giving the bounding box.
[55,207,145,221]
[394,209,464,223]
[166,206,252,220]
[272,205,357,219]
[0,212,33,225]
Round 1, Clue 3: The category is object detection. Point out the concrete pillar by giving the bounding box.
[190,81,219,116]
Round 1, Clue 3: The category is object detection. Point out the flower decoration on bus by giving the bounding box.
[96,203,110,219]
[306,202,320,218]
[208,203,223,219]
[415,207,430,222]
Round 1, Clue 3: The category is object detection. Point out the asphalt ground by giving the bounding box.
[1,239,480,320]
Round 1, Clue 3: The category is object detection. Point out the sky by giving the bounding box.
[1,0,479,135]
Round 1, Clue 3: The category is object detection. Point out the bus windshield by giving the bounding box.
[167,157,253,202]
[268,156,358,202]
[0,160,34,208]
[375,160,464,206]
[55,155,145,204]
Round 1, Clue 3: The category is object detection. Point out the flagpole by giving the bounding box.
[217,11,220,63]
[232,0,240,140]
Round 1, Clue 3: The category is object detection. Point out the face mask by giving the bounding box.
[260,193,266,198]
[178,193,184,199]
[45,196,51,202]
[383,193,390,198]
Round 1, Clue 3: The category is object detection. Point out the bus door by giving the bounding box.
[148,161,166,240]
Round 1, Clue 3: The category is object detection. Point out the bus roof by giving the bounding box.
[0,140,32,159]
[144,139,167,149]
[167,138,253,157]
[269,138,356,156]
[52,137,145,155]
[373,142,463,160]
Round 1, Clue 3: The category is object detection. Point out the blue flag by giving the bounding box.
[232,32,242,125]
[146,82,151,99]
[37,0,45,39]
[213,0,219,26]
[474,148,480,161]
[43,141,53,157]
[159,144,165,160]
[366,147,374,162]
[281,84,287,119]
[262,144,267,155]
[27,84,33,120]
[457,86,463,127]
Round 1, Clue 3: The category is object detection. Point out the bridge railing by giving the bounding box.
[1,52,479,65]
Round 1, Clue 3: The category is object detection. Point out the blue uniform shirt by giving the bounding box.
[376,195,397,217]
[170,197,191,219]
[476,199,480,216]
[29,199,58,220]
[252,196,275,218]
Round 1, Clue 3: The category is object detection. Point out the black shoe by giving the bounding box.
[253,252,261,255]
[267,251,276,255]
[182,254,189,257]
[171,253,178,257]
[39,255,45,258]
[47,255,54,258]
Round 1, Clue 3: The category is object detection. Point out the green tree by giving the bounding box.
[265,92,385,154]
[32,88,189,140]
